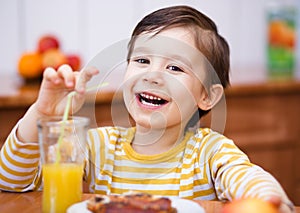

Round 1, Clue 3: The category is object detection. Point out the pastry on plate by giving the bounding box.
[87,191,177,213]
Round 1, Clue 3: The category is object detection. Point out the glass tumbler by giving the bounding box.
[37,116,89,213]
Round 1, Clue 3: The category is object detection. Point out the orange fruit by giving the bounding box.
[18,52,43,79]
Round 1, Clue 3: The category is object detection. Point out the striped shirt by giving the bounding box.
[0,125,293,207]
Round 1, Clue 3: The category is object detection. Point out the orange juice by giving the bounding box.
[42,163,83,213]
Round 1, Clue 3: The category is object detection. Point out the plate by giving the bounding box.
[67,197,205,213]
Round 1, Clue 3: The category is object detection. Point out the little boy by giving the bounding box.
[0,5,294,212]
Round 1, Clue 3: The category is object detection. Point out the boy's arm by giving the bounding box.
[0,65,99,192]
[209,137,294,212]
[0,121,42,191]
[16,103,44,143]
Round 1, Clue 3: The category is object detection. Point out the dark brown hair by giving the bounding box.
[127,5,230,121]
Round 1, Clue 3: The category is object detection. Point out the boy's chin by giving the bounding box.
[135,120,160,130]
[134,119,168,130]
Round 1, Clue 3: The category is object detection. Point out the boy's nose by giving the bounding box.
[142,71,164,85]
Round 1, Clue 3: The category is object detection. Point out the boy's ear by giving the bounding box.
[197,84,224,111]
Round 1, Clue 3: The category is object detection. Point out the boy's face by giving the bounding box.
[123,27,210,130]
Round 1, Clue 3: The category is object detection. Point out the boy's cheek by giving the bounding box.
[123,66,144,82]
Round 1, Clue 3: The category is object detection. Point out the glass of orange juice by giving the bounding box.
[38,116,89,213]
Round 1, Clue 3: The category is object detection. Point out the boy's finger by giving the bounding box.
[76,66,99,93]
[43,67,61,84]
[57,64,75,88]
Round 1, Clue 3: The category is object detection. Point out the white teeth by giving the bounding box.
[141,99,161,107]
[140,93,162,101]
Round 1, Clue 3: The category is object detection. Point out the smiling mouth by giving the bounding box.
[136,92,168,107]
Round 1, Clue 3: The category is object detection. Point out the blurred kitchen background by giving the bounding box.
[0,0,299,83]
[1,0,300,205]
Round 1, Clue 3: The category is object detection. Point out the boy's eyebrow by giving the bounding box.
[131,47,151,55]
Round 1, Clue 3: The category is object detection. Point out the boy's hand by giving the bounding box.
[16,64,99,143]
[35,64,99,116]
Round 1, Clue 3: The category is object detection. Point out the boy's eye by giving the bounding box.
[167,65,184,72]
[134,58,150,64]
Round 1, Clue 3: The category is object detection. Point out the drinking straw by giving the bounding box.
[55,82,109,164]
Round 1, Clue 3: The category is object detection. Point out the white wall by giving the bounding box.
[0,0,299,84]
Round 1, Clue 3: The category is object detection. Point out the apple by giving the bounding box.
[66,54,82,71]
[42,49,67,70]
[221,198,279,213]
[37,35,60,53]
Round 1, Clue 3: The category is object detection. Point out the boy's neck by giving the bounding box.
[131,125,185,155]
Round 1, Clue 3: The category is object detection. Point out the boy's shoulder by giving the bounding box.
[191,128,240,157]
[195,127,228,139]
[193,127,234,146]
